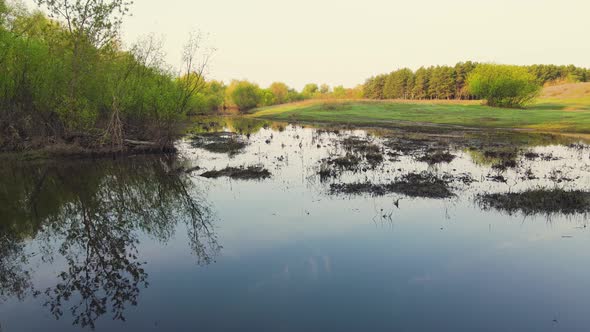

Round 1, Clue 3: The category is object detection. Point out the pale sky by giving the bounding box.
[22,0,590,90]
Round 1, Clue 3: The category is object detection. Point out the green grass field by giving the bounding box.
[252,83,590,134]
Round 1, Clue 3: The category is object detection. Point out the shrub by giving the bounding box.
[229,80,261,111]
[468,64,541,108]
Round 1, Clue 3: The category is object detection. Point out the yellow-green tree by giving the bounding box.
[269,82,289,104]
[302,83,319,98]
[227,80,261,111]
[468,64,541,108]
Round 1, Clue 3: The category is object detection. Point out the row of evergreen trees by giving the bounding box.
[363,62,590,100]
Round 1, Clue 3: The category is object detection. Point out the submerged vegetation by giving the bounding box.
[189,132,248,155]
[200,166,271,180]
[182,119,590,217]
[330,172,456,199]
[476,190,590,217]
[417,151,456,165]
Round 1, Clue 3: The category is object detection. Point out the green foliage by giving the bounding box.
[302,83,319,98]
[269,82,289,104]
[363,75,386,99]
[454,61,477,98]
[528,64,588,84]
[332,85,347,98]
[228,80,261,111]
[35,0,132,48]
[468,64,542,108]
[429,66,455,99]
[0,3,206,151]
[364,62,589,102]
[383,68,414,99]
[412,67,430,99]
[0,0,7,25]
[286,89,303,102]
[228,82,303,109]
[258,89,276,107]
[185,80,226,114]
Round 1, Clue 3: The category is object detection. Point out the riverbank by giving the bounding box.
[0,141,177,161]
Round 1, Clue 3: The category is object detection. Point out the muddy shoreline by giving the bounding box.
[4,116,589,161]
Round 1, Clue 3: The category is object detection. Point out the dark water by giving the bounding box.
[2,118,590,331]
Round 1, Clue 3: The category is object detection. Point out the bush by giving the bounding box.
[468,64,541,108]
[229,80,261,111]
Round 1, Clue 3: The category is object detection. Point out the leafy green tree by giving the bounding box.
[229,80,261,111]
[286,88,303,102]
[35,0,132,48]
[302,83,319,98]
[468,64,541,108]
[332,85,346,98]
[34,0,133,133]
[319,84,330,95]
[350,85,364,99]
[455,61,478,99]
[0,0,7,25]
[205,80,226,110]
[258,88,276,107]
[186,80,226,114]
[269,82,289,104]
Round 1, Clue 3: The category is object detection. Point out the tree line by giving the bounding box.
[188,80,364,114]
[363,62,590,100]
[0,0,211,152]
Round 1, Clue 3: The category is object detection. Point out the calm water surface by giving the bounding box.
[2,118,590,331]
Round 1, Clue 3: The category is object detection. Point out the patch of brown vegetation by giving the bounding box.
[329,172,456,199]
[541,82,590,100]
[417,151,456,165]
[476,189,590,216]
[201,166,271,180]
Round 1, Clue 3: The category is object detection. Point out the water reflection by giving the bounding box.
[0,156,219,329]
[0,232,32,302]
[2,120,590,331]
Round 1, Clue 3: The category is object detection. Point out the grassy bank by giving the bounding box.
[251,85,590,134]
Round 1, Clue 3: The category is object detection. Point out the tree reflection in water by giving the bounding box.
[0,156,220,329]
[0,233,33,302]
